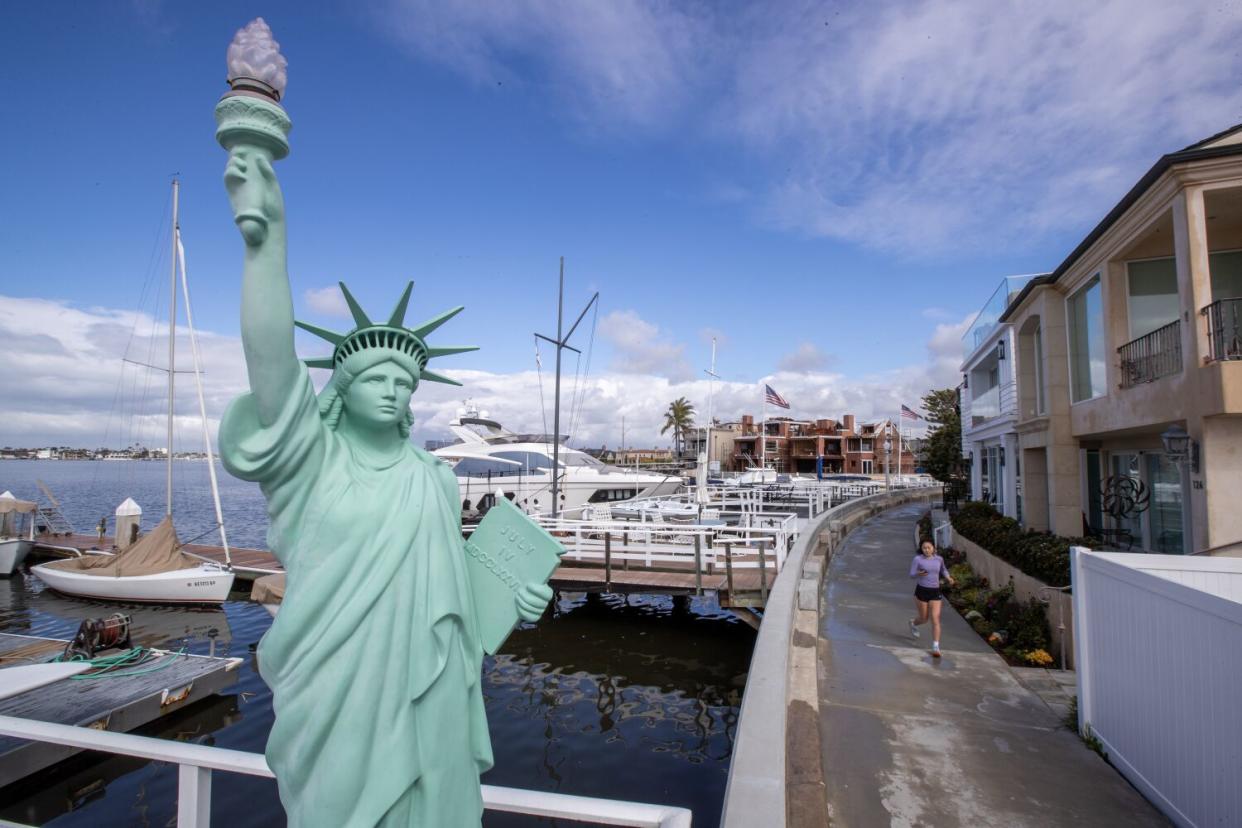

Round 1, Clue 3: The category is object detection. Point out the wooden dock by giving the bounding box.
[37,526,780,608]
[0,633,243,788]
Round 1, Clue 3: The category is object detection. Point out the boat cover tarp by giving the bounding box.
[0,497,36,514]
[42,516,198,577]
[250,572,285,604]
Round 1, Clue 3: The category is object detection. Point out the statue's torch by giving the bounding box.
[215,18,291,246]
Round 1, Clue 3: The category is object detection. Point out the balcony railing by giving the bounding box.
[1118,320,1181,388]
[1202,298,1242,362]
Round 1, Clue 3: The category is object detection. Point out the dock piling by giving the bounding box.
[693,535,703,596]
[604,532,612,592]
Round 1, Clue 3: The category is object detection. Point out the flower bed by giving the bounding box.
[949,501,1098,588]
[940,547,1054,667]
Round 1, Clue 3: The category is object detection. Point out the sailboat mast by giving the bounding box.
[166,178,179,517]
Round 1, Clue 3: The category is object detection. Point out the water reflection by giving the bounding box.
[0,577,753,827]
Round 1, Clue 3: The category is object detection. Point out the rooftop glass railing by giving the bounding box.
[962,275,1037,356]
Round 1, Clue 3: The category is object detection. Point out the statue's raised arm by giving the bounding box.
[215,18,296,426]
[222,143,297,424]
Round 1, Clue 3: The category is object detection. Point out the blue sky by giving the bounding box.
[4,1,1242,448]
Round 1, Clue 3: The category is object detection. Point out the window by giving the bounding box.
[862,460,873,474]
[452,458,521,477]
[1126,258,1179,340]
[588,488,638,503]
[1068,276,1105,402]
[1033,325,1046,415]
[493,451,554,472]
[860,440,873,451]
[1209,250,1242,301]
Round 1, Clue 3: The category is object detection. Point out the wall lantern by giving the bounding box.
[1161,423,1200,474]
[996,340,1006,360]
[963,374,969,389]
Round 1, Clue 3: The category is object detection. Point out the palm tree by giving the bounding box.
[660,397,696,457]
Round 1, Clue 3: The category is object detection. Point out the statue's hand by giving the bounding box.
[224,146,285,247]
[515,582,553,623]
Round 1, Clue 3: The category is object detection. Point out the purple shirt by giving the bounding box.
[910,554,948,589]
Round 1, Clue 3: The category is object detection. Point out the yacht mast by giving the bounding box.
[535,257,598,517]
[166,178,179,517]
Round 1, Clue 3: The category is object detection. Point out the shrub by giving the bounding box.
[950,501,1099,587]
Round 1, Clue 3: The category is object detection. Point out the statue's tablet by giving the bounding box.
[464,498,564,654]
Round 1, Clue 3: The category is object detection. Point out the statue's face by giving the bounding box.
[342,361,416,429]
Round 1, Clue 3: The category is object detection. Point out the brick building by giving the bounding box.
[728,414,917,475]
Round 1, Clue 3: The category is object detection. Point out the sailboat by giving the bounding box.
[32,180,236,605]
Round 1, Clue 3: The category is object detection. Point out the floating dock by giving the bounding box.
[0,633,242,788]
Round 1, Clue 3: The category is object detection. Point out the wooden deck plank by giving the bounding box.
[0,633,242,788]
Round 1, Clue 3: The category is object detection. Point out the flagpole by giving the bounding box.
[761,386,767,470]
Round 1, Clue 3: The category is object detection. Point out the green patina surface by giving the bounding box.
[215,91,553,827]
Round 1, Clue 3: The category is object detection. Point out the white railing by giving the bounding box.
[1071,549,1242,828]
[0,715,692,828]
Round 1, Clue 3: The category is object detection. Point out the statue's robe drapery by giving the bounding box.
[220,367,492,827]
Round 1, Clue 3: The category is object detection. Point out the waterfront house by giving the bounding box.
[728,413,916,475]
[959,275,1038,520]
[996,124,1242,554]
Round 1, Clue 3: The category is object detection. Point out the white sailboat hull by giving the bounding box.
[31,562,235,605]
[0,539,33,576]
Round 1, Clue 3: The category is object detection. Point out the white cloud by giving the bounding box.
[597,309,693,381]
[304,286,351,318]
[0,296,965,449]
[0,296,248,449]
[777,341,834,373]
[374,1,1242,256]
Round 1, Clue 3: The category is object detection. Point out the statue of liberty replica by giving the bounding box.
[213,20,553,827]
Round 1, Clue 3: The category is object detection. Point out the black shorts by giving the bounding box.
[914,585,942,603]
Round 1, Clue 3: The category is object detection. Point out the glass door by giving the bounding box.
[1145,453,1186,554]
[1109,453,1144,549]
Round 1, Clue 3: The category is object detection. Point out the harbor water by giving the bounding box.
[0,460,755,826]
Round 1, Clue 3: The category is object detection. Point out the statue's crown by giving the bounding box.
[295,281,477,386]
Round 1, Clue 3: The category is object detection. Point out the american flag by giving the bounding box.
[764,384,790,409]
[900,404,922,421]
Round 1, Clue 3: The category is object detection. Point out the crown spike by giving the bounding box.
[426,345,479,358]
[338,281,373,328]
[387,281,414,327]
[294,320,346,344]
[409,305,465,339]
[420,369,463,386]
[303,357,336,369]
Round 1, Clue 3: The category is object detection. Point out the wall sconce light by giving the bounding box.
[963,374,969,389]
[996,340,1006,360]
[1161,423,1200,474]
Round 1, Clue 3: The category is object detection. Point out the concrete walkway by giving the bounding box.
[816,504,1167,827]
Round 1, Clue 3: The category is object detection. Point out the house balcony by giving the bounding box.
[1202,298,1242,362]
[1118,320,1181,388]
[968,381,1016,427]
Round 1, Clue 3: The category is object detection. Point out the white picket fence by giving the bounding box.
[1071,548,1242,828]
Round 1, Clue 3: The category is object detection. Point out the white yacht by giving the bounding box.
[432,414,683,519]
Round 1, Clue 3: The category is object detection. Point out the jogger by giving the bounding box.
[909,539,954,656]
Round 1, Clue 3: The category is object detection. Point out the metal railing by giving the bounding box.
[0,715,692,828]
[1117,319,1181,387]
[1202,297,1242,362]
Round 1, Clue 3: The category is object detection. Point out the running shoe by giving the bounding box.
[909,619,919,639]
[931,644,941,658]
